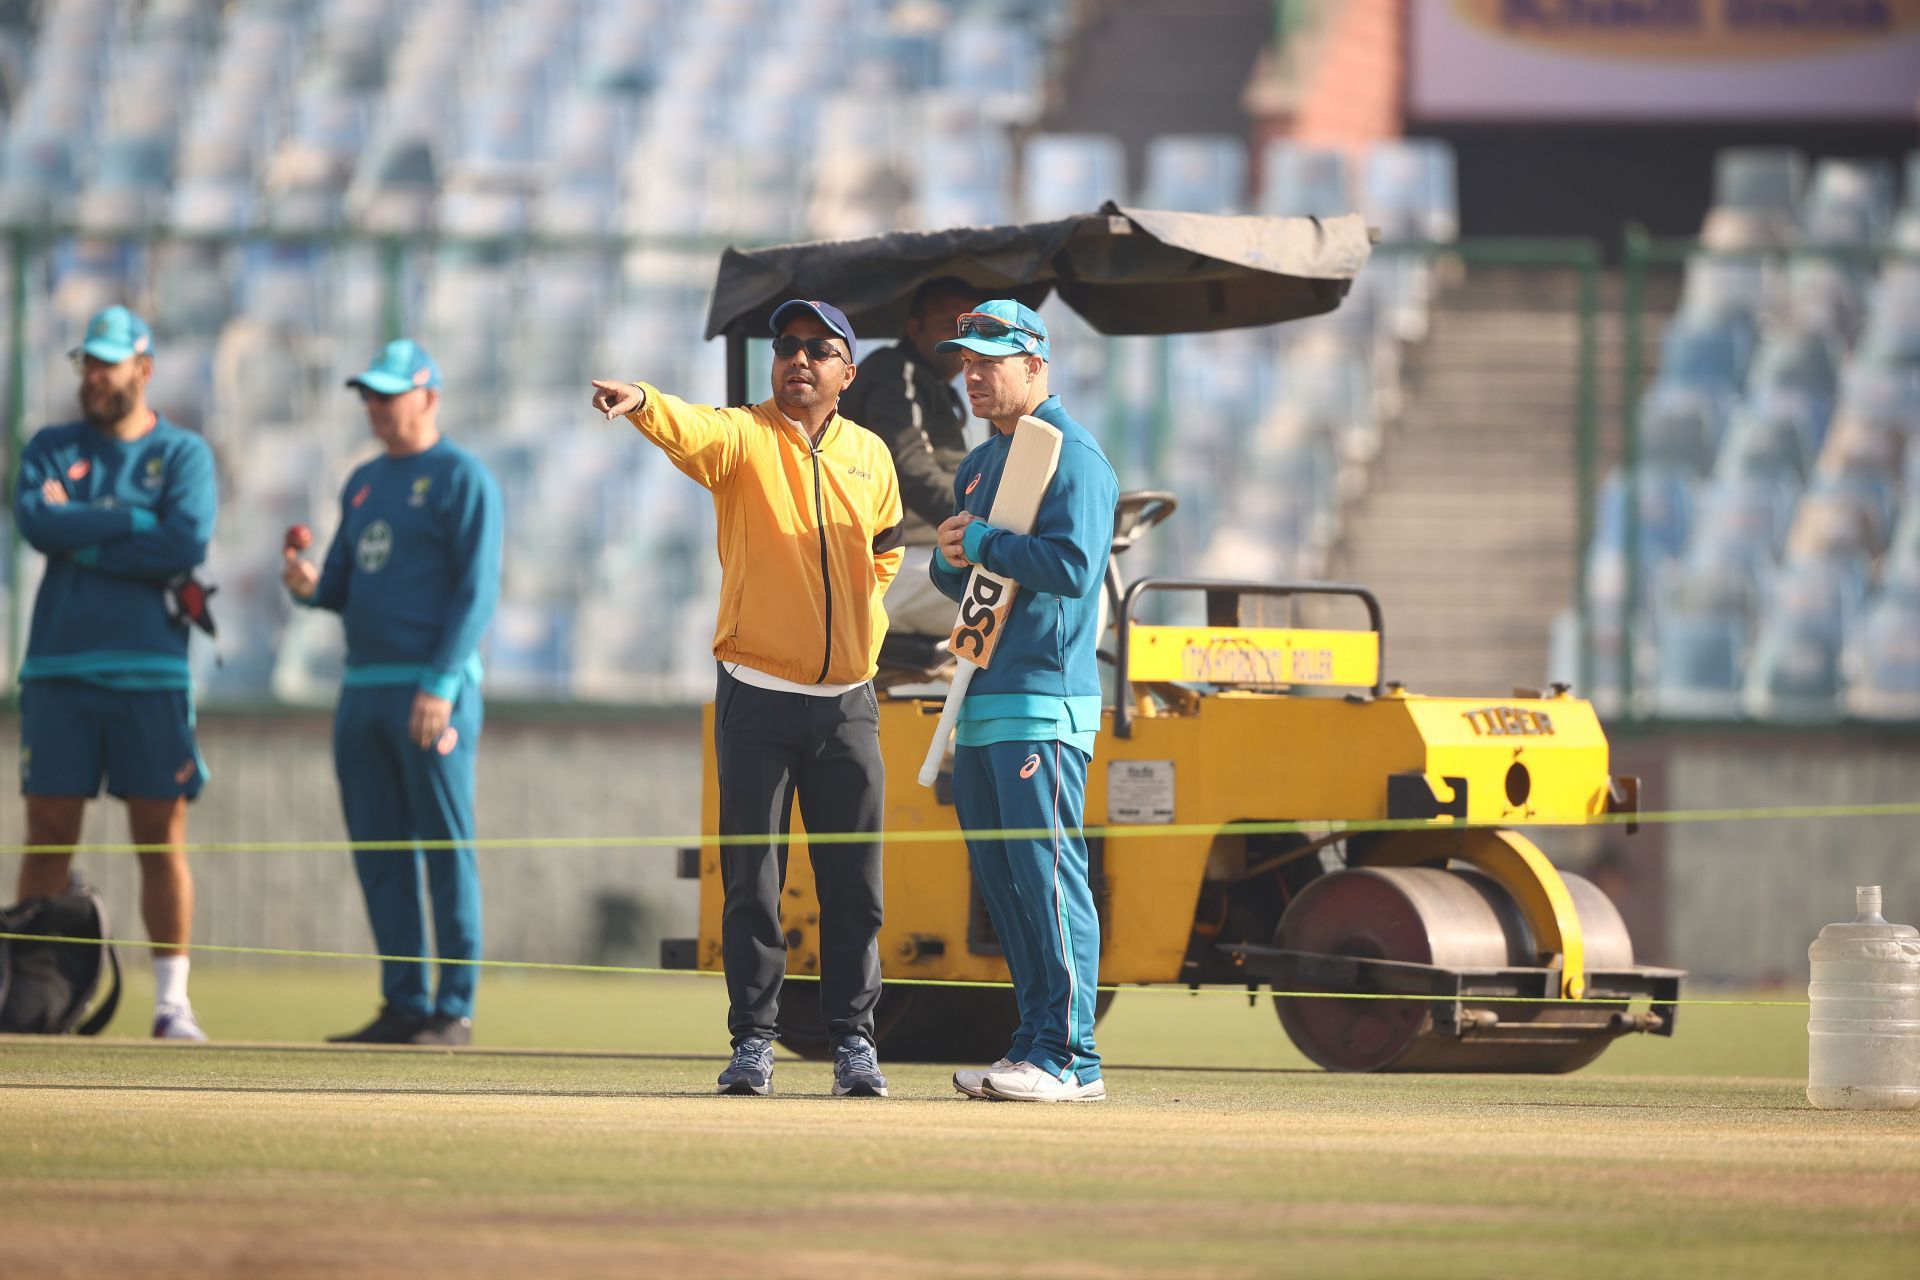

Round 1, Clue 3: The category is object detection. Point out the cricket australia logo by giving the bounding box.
[143,456,165,489]
[409,475,432,508]
[356,519,394,573]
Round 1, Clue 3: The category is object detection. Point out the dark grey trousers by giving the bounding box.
[714,664,885,1048]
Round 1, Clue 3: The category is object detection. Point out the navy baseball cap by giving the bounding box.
[936,298,1049,362]
[72,305,154,363]
[346,339,442,395]
[769,298,856,361]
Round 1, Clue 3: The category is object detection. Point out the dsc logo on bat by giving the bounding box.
[950,571,1019,665]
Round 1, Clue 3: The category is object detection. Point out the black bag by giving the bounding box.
[0,876,122,1035]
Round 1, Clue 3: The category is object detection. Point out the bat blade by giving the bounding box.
[917,416,1064,787]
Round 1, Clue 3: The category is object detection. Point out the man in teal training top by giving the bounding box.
[929,300,1118,1102]
[13,305,218,1040]
[283,339,502,1046]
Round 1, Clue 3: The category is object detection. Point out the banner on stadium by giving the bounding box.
[1408,0,1920,120]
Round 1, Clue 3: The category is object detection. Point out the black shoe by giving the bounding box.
[327,1004,426,1044]
[411,1013,472,1046]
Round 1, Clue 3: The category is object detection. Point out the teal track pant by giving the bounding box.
[950,738,1101,1083]
[333,683,484,1019]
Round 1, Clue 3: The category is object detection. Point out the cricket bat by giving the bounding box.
[917,415,1064,787]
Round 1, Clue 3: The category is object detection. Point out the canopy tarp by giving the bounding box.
[705,203,1372,344]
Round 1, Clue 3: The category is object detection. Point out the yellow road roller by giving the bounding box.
[662,494,1681,1073]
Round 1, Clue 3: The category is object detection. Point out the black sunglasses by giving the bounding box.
[771,335,849,362]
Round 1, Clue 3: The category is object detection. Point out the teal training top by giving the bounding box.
[297,439,502,700]
[930,396,1118,751]
[14,415,217,691]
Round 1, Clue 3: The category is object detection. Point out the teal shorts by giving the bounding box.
[18,678,207,802]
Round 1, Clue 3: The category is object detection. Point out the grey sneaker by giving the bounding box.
[717,1037,774,1096]
[832,1036,889,1098]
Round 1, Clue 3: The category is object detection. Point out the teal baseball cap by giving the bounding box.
[935,298,1049,361]
[72,305,154,364]
[346,338,441,395]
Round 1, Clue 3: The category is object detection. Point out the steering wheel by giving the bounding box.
[1111,491,1178,555]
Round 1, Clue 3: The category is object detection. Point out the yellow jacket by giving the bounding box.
[625,384,905,685]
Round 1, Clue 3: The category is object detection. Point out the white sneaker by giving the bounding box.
[953,1057,1016,1099]
[981,1061,1106,1103]
[152,1004,208,1042]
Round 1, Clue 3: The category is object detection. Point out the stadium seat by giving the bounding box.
[1689,474,1793,574]
[1785,478,1887,564]
[939,21,1042,123]
[0,131,79,223]
[1658,312,1753,400]
[1784,256,1867,348]
[1712,147,1806,220]
[1258,141,1351,218]
[912,127,1015,229]
[1742,612,1846,724]
[1638,384,1725,475]
[76,133,174,229]
[1020,132,1126,220]
[1141,134,1248,214]
[1594,464,1696,566]
[1845,588,1920,720]
[346,136,437,233]
[1361,138,1458,244]
[1651,606,1748,719]
[1802,157,1895,249]
[1702,147,1804,249]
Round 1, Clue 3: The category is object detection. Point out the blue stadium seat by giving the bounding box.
[1362,138,1458,244]
[1714,401,1816,484]
[1690,474,1793,575]
[76,133,174,229]
[1141,134,1248,214]
[1658,312,1753,400]
[1638,383,1725,475]
[1746,328,1841,432]
[1594,464,1696,567]
[912,128,1013,229]
[0,132,78,223]
[1712,147,1806,219]
[1846,589,1920,720]
[1258,142,1350,218]
[1786,478,1887,568]
[1743,612,1846,723]
[1784,256,1867,348]
[1020,132,1125,220]
[1803,157,1896,249]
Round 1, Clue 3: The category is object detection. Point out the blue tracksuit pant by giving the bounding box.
[951,738,1101,1083]
[333,683,484,1019]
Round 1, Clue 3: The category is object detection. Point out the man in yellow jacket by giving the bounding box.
[591,300,904,1098]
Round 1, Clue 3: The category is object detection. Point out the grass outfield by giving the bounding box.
[3,966,1917,1278]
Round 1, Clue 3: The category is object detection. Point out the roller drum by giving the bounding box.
[1274,865,1637,1072]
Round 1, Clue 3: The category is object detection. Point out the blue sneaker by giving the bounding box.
[832,1035,889,1098]
[717,1037,774,1096]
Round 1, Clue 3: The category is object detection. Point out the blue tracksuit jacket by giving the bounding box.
[304,438,502,698]
[13,416,217,690]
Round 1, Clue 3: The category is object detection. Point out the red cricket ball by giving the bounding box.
[285,524,314,552]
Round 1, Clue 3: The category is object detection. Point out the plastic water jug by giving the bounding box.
[1807,886,1920,1110]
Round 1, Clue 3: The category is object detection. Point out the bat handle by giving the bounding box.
[916,662,978,788]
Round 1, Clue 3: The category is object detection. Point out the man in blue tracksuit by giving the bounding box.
[282,340,502,1046]
[929,301,1118,1103]
[13,305,217,1041]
